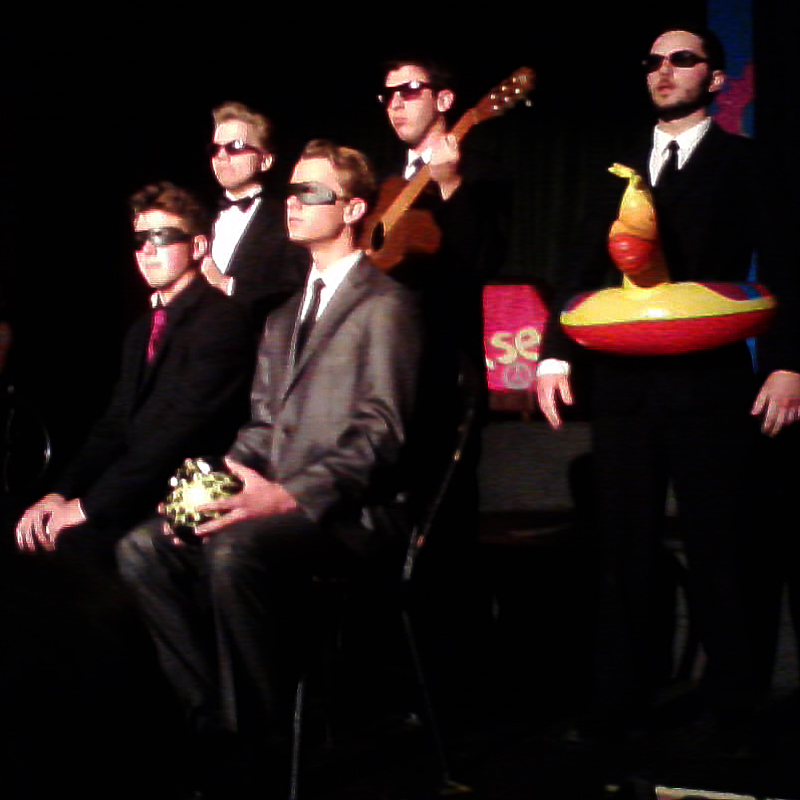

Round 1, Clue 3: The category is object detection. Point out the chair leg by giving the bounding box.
[401,609,472,795]
[289,677,305,800]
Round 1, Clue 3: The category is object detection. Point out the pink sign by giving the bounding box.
[483,282,550,394]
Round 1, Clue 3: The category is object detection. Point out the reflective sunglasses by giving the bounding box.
[642,50,710,73]
[377,80,433,105]
[286,182,347,206]
[134,227,193,250]
[207,139,262,158]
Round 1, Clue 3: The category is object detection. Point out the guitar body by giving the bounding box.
[360,177,442,270]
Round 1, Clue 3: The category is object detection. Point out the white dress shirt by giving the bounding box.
[649,116,712,185]
[211,190,262,274]
[299,250,363,323]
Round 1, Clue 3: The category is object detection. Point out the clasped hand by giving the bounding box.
[16,494,86,552]
[191,458,298,538]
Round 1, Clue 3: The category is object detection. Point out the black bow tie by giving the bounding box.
[219,193,261,212]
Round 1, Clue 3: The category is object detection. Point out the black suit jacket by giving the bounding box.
[55,278,253,529]
[541,123,799,413]
[221,194,309,326]
[228,256,422,551]
[383,148,510,376]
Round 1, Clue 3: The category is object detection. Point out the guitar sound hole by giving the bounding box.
[371,222,385,250]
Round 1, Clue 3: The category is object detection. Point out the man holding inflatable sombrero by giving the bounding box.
[537,24,800,747]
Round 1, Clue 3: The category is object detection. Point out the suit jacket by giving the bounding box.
[55,277,253,529]
[221,193,309,326]
[541,123,799,413]
[228,256,422,549]
[382,147,510,377]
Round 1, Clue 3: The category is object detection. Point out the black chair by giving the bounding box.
[1,381,52,497]
[288,360,480,800]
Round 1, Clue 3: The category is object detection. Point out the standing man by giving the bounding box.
[536,25,800,745]
[376,59,511,711]
[117,141,422,798]
[202,101,308,326]
[15,182,253,564]
[378,58,509,379]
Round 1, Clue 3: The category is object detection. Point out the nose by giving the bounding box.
[388,90,404,110]
[141,239,157,255]
[287,195,302,211]
[656,56,672,74]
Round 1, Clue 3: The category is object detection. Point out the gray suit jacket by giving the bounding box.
[228,256,422,544]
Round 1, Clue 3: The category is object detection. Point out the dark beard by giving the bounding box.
[652,73,714,122]
[655,93,711,122]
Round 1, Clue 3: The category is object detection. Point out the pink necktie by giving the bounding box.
[147,307,168,362]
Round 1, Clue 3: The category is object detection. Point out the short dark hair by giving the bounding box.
[212,101,273,152]
[129,182,209,237]
[300,140,377,206]
[648,24,726,72]
[382,57,454,93]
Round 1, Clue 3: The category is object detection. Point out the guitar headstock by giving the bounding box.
[473,67,536,124]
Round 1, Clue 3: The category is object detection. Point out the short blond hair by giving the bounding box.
[212,101,272,152]
[300,139,376,204]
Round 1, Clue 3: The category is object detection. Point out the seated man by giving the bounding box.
[116,141,422,797]
[15,182,253,564]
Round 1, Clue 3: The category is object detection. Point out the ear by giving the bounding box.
[260,152,274,173]
[343,198,367,225]
[436,89,454,113]
[192,234,209,260]
[708,70,726,94]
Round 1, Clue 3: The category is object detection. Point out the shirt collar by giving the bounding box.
[223,186,262,202]
[652,117,712,166]
[308,249,362,296]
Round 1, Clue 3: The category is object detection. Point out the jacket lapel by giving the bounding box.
[284,257,373,396]
[135,278,203,405]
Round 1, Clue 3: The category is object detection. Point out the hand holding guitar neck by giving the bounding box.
[361,67,536,270]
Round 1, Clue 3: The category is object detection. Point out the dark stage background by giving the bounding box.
[1,2,796,479]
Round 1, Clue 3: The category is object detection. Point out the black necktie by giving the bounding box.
[294,279,325,361]
[219,193,261,212]
[656,140,680,189]
[406,156,425,179]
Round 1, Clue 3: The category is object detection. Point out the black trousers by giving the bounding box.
[116,511,361,738]
[590,396,759,724]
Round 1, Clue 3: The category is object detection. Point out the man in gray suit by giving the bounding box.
[117,141,422,797]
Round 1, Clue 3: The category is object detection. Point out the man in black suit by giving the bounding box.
[536,26,800,741]
[378,58,508,379]
[116,141,421,796]
[202,101,308,326]
[15,182,252,563]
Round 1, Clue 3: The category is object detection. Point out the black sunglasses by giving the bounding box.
[377,80,433,106]
[286,182,347,206]
[643,50,710,73]
[134,227,193,251]
[207,140,262,158]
